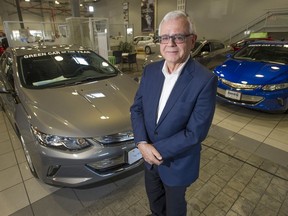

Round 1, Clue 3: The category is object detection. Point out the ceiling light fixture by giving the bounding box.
[88,6,94,12]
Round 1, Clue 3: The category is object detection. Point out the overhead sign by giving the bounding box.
[249,32,268,39]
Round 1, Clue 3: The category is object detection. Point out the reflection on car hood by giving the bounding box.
[214,59,288,84]
[21,75,138,137]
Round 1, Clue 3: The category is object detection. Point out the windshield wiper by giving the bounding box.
[49,74,117,88]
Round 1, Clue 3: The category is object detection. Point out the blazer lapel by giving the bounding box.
[156,60,194,127]
[150,63,165,126]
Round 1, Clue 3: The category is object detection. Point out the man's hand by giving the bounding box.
[137,143,163,165]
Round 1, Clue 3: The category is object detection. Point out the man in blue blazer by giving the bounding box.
[130,10,217,216]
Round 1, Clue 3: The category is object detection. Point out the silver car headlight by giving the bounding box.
[31,127,92,151]
[262,83,288,91]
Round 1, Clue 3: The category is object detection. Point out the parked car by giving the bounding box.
[133,35,155,54]
[0,45,143,187]
[230,37,273,51]
[142,40,160,54]
[0,44,4,56]
[0,37,8,55]
[214,40,288,113]
[143,39,231,70]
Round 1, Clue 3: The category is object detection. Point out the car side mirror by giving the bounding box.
[0,81,12,94]
[226,53,233,58]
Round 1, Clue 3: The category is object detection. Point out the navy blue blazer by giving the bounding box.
[130,57,217,186]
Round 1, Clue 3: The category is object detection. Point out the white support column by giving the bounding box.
[177,0,186,12]
[70,0,80,17]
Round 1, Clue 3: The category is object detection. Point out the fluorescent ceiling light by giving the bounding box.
[88,6,94,12]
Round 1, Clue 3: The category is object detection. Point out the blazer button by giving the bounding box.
[154,131,158,135]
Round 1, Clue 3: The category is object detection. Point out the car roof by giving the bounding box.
[134,36,152,38]
[197,39,224,43]
[6,44,88,56]
[249,40,288,45]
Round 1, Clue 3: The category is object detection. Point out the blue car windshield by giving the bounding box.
[19,50,118,89]
[233,44,288,64]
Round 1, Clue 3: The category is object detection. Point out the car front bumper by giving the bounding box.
[30,140,143,187]
[217,87,288,113]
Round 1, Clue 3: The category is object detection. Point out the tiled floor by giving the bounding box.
[1,54,288,216]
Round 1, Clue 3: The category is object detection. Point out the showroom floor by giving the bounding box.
[0,54,288,216]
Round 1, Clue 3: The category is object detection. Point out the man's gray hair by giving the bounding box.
[158,10,196,36]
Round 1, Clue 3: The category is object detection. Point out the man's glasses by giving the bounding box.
[158,34,193,44]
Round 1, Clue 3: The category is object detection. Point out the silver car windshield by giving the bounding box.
[19,50,118,89]
[233,44,288,64]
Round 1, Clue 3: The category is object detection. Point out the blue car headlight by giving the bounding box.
[31,127,92,151]
[262,83,288,91]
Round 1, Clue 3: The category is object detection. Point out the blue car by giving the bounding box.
[214,40,288,113]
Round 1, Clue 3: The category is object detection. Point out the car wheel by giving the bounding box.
[145,46,151,55]
[20,135,38,178]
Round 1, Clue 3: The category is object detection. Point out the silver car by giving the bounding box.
[133,35,155,54]
[0,45,143,187]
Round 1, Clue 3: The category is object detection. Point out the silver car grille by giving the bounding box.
[91,138,134,147]
[217,88,264,104]
[91,131,134,146]
[220,78,259,90]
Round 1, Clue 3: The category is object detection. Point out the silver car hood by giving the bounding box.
[20,75,138,137]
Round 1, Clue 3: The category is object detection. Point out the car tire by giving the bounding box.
[145,46,151,55]
[19,134,38,178]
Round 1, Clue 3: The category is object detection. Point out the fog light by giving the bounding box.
[47,165,61,177]
[88,155,124,170]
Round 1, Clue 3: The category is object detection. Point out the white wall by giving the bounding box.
[0,0,287,41]
[186,0,288,40]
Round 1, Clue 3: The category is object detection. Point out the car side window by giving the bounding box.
[144,36,150,41]
[134,37,143,45]
[5,66,14,90]
[1,53,15,90]
[0,53,8,70]
[211,42,225,51]
[201,43,211,52]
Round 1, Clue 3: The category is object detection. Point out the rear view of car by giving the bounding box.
[214,40,288,113]
[191,39,232,70]
[0,45,143,187]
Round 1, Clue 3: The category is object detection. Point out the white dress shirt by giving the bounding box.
[157,56,190,123]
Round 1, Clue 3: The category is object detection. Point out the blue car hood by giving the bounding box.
[214,59,288,84]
